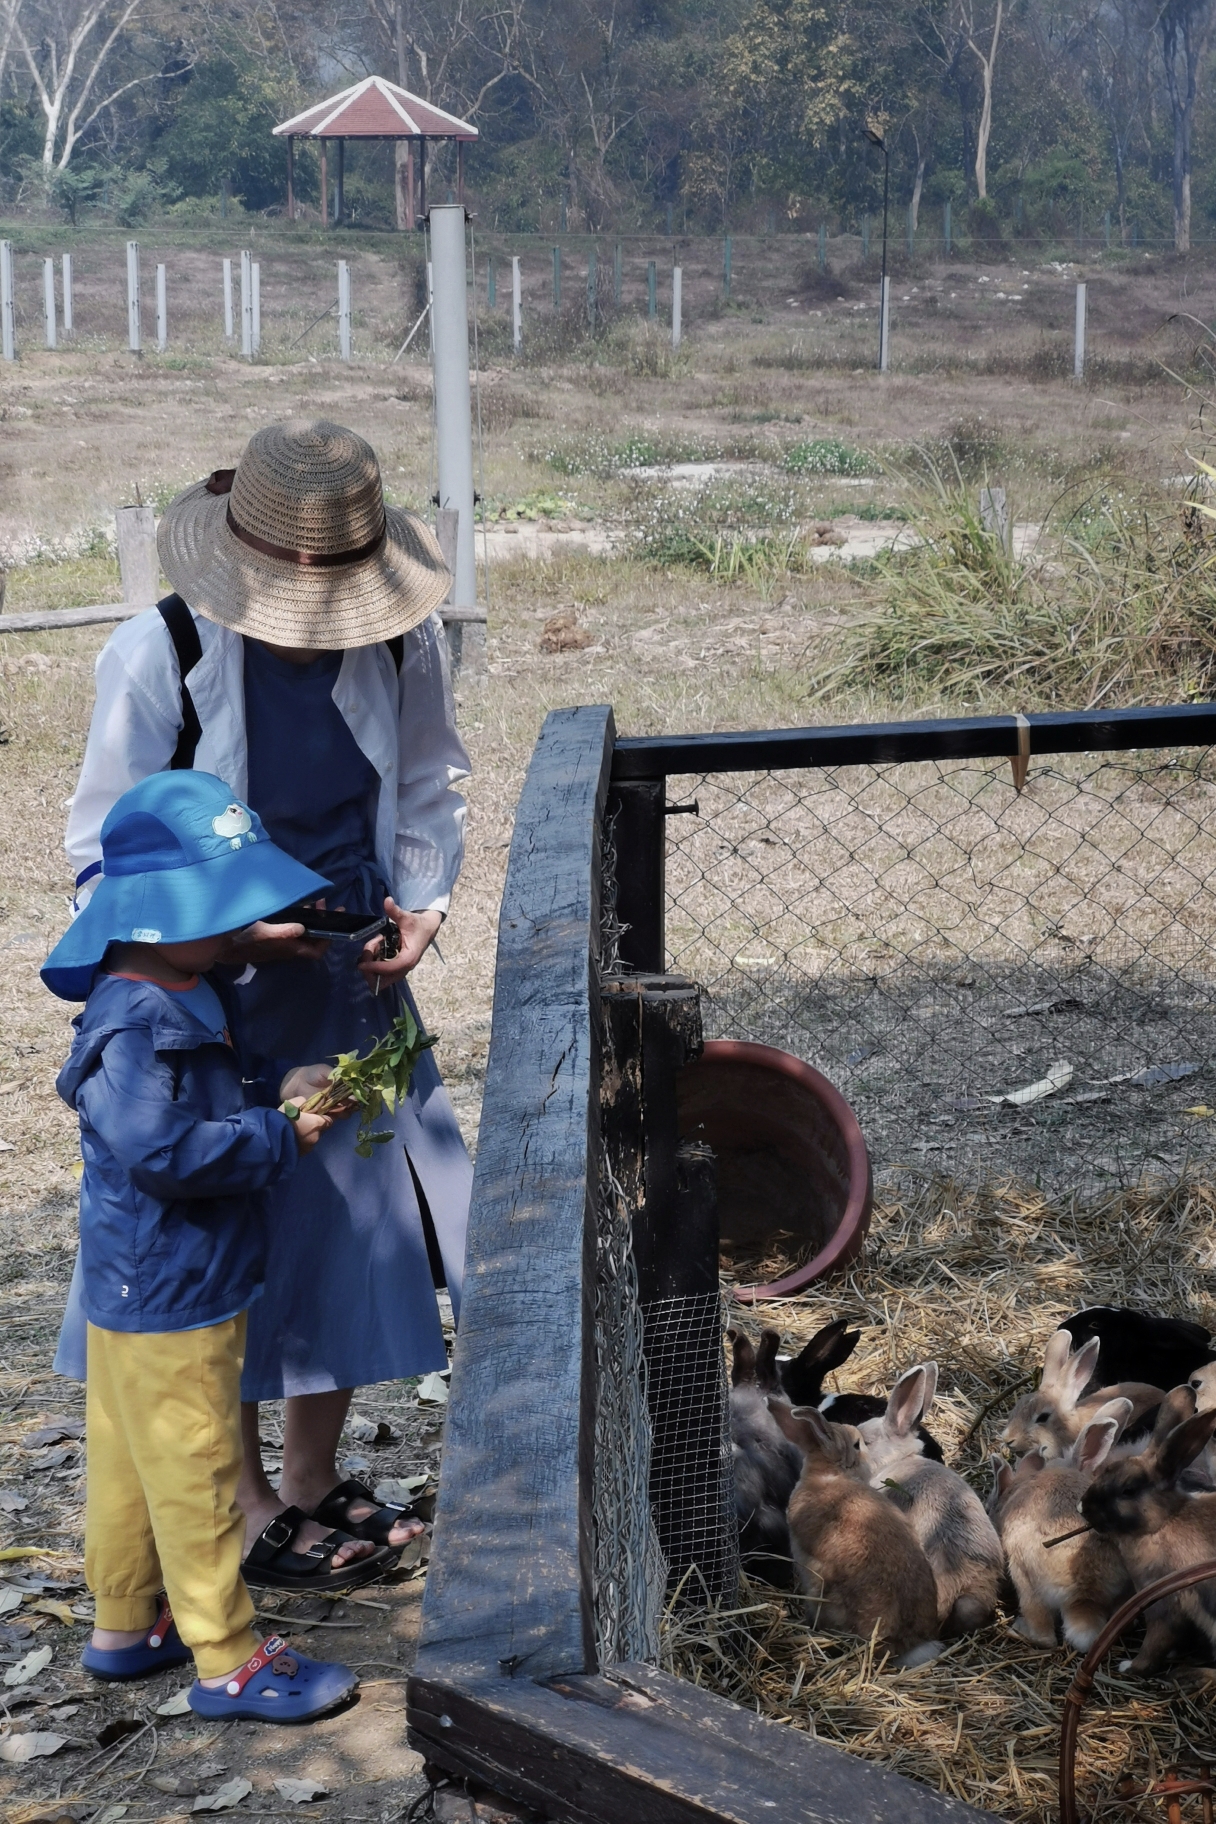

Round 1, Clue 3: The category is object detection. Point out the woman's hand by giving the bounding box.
[279,1063,333,1105]
[358,900,441,987]
[224,919,330,968]
[284,1108,332,1154]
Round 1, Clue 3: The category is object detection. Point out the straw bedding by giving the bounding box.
[670,1175,1216,1823]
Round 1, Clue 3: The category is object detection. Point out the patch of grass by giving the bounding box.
[2,550,123,612]
[783,437,872,477]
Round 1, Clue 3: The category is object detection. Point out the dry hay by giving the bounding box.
[675,1175,1216,1823]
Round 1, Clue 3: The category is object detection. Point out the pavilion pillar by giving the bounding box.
[336,139,345,222]
[320,142,328,227]
[286,137,295,221]
[457,141,465,205]
[407,139,416,230]
[419,139,426,218]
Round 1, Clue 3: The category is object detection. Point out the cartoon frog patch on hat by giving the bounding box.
[213,804,252,839]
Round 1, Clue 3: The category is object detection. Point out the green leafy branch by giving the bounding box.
[284,1007,436,1158]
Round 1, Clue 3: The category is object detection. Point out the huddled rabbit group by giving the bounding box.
[729,1305,1216,1673]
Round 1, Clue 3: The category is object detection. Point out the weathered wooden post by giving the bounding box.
[511,255,521,351]
[552,243,561,310]
[338,260,351,360]
[879,273,891,372]
[587,246,596,327]
[62,253,73,334]
[647,258,656,321]
[723,234,731,297]
[43,258,56,349]
[944,199,952,254]
[671,266,682,349]
[240,250,253,359]
[222,257,233,339]
[155,263,167,352]
[1,242,14,362]
[614,238,623,305]
[251,260,261,355]
[126,241,141,352]
[1074,281,1087,380]
[115,505,158,607]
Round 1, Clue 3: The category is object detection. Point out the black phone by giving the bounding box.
[268,906,394,944]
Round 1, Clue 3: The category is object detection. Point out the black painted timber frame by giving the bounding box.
[407,704,988,1823]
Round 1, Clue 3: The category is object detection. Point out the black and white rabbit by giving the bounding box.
[777,1317,945,1462]
[729,1329,802,1586]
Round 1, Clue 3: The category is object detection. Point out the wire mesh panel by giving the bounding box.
[664,749,1216,1200]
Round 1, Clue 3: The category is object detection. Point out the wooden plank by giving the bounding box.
[417,704,615,1684]
[611,702,1216,780]
[408,1661,987,1824]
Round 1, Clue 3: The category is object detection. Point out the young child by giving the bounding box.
[42,769,362,1720]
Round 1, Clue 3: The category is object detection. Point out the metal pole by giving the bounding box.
[647,258,656,321]
[338,260,351,360]
[879,274,891,373]
[240,249,252,359]
[511,255,521,352]
[1074,281,1086,380]
[429,204,477,615]
[487,256,496,308]
[587,246,596,327]
[552,244,560,309]
[62,253,72,334]
[944,199,952,256]
[127,240,141,352]
[722,234,731,298]
[879,146,889,369]
[223,257,233,339]
[614,239,622,305]
[0,242,13,361]
[671,265,682,349]
[155,263,166,353]
[251,261,261,355]
[43,258,56,349]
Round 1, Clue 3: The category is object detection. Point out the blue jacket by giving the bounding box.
[56,973,298,1334]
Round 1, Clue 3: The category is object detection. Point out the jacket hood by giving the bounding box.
[57,975,233,1109]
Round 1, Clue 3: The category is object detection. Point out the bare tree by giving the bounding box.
[962,0,1003,198]
[1156,0,1213,252]
[16,0,155,170]
[0,0,23,98]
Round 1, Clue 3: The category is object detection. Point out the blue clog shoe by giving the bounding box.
[187,1636,358,1723]
[81,1597,192,1681]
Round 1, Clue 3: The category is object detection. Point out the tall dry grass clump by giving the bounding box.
[818,460,1216,710]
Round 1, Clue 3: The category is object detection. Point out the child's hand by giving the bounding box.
[282,1108,331,1154]
[280,1063,332,1104]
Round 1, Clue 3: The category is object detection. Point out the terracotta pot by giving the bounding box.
[676,1039,873,1302]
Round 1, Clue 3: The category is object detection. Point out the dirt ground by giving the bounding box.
[3,233,1216,1822]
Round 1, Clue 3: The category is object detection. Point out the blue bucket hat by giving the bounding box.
[42,771,330,1001]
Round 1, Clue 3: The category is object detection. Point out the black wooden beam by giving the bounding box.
[416,704,615,1685]
[408,1661,988,1824]
[611,702,1216,780]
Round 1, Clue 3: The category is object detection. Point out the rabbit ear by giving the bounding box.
[885,1365,929,1437]
[1073,1414,1122,1475]
[730,1332,757,1387]
[990,1455,1016,1497]
[767,1395,830,1453]
[793,1318,861,1376]
[1041,1328,1079,1391]
[1057,1336,1102,1410]
[754,1330,783,1392]
[1151,1384,1196,1445]
[1158,1406,1216,1482]
[919,1362,939,1416]
[1088,1396,1134,1438]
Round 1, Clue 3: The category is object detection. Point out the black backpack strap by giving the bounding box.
[386,635,404,674]
[157,593,203,770]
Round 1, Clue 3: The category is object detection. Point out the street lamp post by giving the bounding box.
[865,128,891,371]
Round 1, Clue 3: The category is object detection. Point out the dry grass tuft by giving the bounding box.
[684,1175,1216,1821]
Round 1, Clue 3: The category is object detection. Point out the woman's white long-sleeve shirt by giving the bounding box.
[66,605,471,915]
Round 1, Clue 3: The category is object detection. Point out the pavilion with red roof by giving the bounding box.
[273,76,478,229]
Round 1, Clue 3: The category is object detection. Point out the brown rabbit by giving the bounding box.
[1081,1386,1216,1674]
[1002,1331,1164,1460]
[768,1398,944,1668]
[987,1401,1132,1649]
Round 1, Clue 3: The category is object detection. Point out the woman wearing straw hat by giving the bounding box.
[56,420,472,1588]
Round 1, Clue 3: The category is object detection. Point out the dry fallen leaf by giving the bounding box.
[155,1688,193,1717]
[416,1372,449,1406]
[987,1059,1073,1106]
[273,1780,329,1804]
[0,1586,25,1615]
[192,1778,252,1813]
[5,1645,52,1685]
[29,1600,78,1625]
[0,1731,68,1762]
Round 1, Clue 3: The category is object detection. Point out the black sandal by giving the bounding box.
[311,1478,427,1549]
[241,1505,400,1592]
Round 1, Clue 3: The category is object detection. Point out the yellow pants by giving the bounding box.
[85,1315,259,1679]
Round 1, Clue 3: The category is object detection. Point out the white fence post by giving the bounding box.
[155,263,167,353]
[251,261,261,355]
[126,241,141,352]
[878,274,891,372]
[338,260,351,360]
[240,250,252,359]
[1074,281,1087,380]
[0,242,13,362]
[671,265,682,349]
[114,505,159,607]
[511,255,521,352]
[222,257,233,339]
[43,257,56,349]
[62,253,73,334]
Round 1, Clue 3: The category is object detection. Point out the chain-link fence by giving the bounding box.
[662,746,1216,1202]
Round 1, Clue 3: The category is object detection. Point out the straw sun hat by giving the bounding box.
[157,419,451,649]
